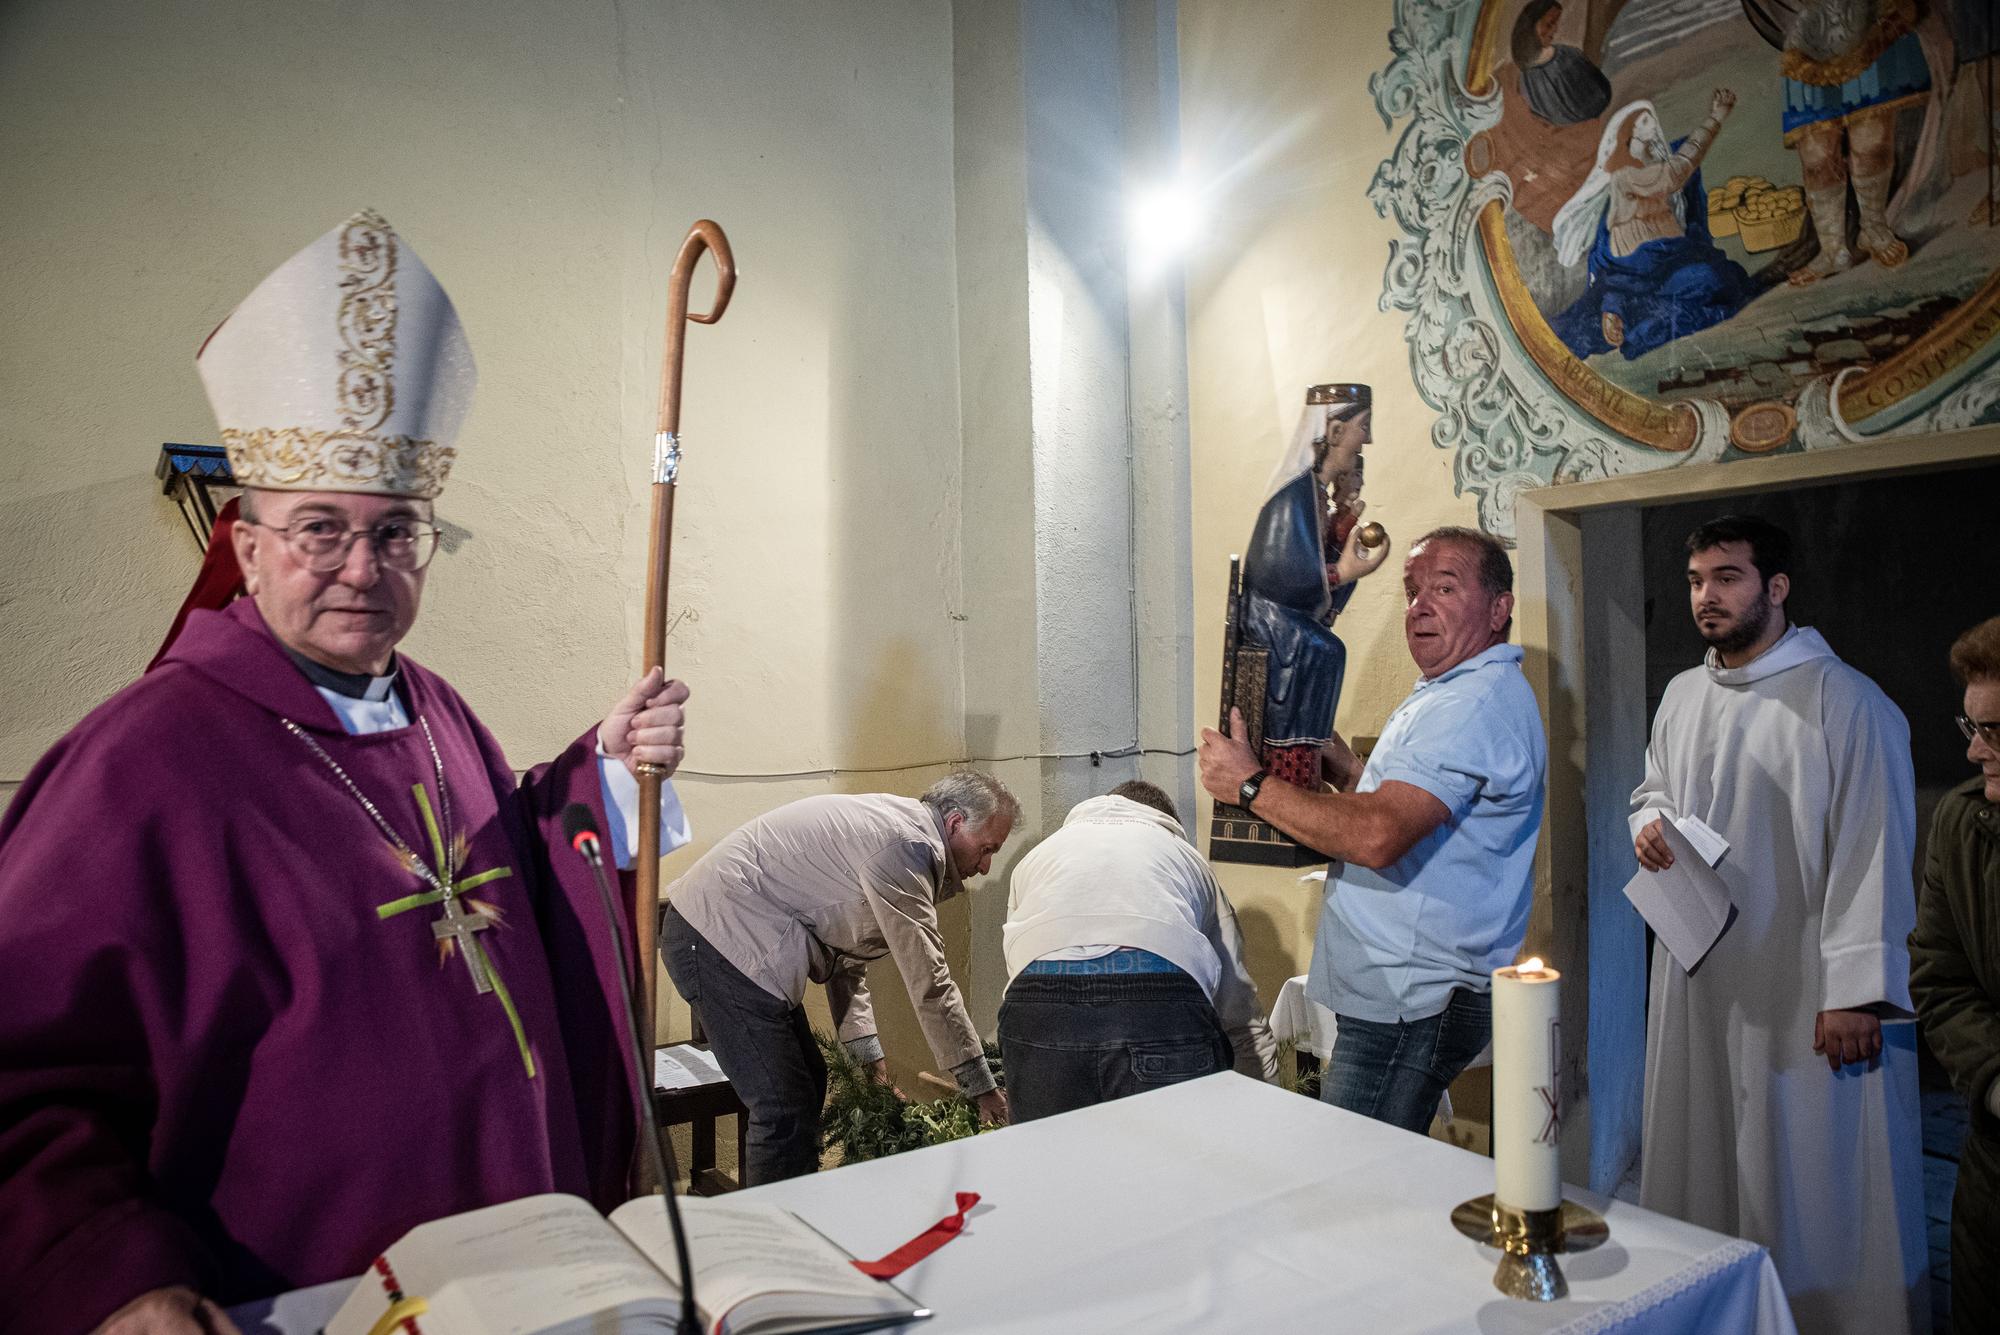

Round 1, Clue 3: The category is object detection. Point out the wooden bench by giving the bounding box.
[651,1042,748,1195]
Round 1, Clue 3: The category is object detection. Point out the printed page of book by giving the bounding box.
[655,1043,728,1091]
[326,1193,678,1335]
[611,1196,921,1331]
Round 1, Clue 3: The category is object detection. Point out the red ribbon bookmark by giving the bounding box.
[852,1191,980,1279]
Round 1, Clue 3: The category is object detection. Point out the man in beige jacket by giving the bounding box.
[662,772,1018,1183]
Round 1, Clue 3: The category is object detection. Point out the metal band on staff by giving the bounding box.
[651,431,682,489]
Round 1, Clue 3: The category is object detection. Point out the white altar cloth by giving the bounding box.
[233,1073,1793,1334]
[1268,971,1343,1058]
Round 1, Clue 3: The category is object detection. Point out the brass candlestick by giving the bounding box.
[1450,1194,1609,1301]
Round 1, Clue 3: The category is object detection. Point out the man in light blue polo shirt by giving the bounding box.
[1199,525,1546,1132]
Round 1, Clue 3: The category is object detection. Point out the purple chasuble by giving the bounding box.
[0,600,645,1332]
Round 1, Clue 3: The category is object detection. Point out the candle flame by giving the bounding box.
[1518,957,1545,972]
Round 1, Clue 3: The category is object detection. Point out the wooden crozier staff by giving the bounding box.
[636,220,736,1039]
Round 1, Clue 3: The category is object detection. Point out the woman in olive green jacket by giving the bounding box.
[1911,616,2000,1335]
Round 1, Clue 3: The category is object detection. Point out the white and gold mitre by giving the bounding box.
[197,209,475,499]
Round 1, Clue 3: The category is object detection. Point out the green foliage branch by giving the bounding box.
[816,1031,1004,1166]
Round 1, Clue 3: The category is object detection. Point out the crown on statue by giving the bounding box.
[1305,382,1370,412]
[197,210,477,499]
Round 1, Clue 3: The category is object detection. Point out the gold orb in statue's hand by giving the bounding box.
[1356,522,1387,551]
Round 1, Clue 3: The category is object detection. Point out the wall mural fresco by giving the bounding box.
[1373,0,2000,536]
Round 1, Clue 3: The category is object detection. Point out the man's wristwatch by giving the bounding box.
[1238,769,1268,809]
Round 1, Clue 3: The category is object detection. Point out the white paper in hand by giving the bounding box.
[1623,819,1735,973]
[1671,814,1730,868]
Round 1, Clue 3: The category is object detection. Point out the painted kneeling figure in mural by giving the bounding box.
[1237,383,1392,792]
[1551,94,1758,360]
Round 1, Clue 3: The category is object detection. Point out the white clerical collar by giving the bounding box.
[282,644,401,701]
[316,686,411,736]
[281,645,408,734]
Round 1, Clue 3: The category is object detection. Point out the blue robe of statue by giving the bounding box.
[1240,470,1353,748]
[1550,153,1755,362]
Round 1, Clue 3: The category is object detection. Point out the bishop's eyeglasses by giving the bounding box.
[1956,714,2000,749]
[247,515,443,572]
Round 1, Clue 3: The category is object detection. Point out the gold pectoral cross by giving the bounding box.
[374,783,536,1078]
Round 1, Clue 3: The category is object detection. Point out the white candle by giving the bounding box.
[1492,958,1562,1212]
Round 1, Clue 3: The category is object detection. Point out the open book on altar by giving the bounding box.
[325,1192,930,1335]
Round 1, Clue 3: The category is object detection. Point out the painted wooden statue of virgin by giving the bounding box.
[1212,383,1391,865]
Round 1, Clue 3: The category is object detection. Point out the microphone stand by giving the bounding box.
[566,806,701,1335]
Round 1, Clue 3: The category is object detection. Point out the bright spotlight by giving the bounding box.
[1129,177,1205,270]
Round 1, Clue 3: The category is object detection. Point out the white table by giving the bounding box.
[1268,972,1497,1069]
[1268,972,1343,1058]
[1267,973,1493,1127]
[235,1074,1794,1334]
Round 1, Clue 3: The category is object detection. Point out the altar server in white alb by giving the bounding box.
[1631,515,1926,1335]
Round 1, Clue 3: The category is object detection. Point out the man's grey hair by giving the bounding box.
[1412,525,1512,599]
[921,770,1020,832]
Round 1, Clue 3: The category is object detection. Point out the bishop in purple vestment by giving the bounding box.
[0,211,692,1335]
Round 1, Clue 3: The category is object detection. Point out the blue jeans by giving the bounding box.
[660,903,826,1185]
[1320,987,1491,1134]
[998,968,1233,1124]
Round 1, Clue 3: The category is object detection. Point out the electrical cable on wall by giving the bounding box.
[674,744,1196,781]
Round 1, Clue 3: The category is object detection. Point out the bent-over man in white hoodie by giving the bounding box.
[998,781,1277,1122]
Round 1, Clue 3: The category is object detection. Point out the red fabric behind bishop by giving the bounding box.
[148,496,246,670]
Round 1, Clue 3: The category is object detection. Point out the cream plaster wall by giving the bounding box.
[0,0,973,1079]
[1,0,966,775]
[951,0,1197,1037]
[1179,1,1482,998]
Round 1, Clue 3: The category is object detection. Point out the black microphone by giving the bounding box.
[561,802,700,1335]
[563,803,607,866]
